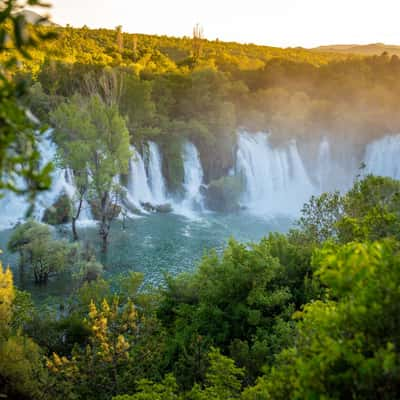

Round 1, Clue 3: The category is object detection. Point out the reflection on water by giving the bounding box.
[0,212,293,302]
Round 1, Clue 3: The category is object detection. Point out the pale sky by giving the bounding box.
[35,0,400,48]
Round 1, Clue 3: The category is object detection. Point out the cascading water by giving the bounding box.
[364,134,400,179]
[32,137,66,220]
[0,183,29,229]
[63,168,94,223]
[236,132,316,216]
[174,142,204,216]
[31,138,96,224]
[316,137,332,193]
[315,137,359,193]
[127,143,169,211]
[127,146,153,209]
[0,134,59,228]
[0,133,95,230]
[3,130,400,230]
[147,141,167,204]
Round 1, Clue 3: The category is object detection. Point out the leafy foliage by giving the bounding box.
[244,240,400,399]
[8,220,75,283]
[2,172,400,399]
[297,175,400,245]
[51,93,131,249]
[0,0,54,204]
[158,238,297,386]
[0,264,46,399]
[2,3,400,399]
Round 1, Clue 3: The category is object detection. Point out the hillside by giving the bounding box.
[19,24,354,72]
[312,42,400,56]
[12,23,398,188]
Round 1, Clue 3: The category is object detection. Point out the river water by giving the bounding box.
[1,131,399,302]
[0,212,293,302]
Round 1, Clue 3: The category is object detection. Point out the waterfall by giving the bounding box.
[236,132,316,216]
[174,142,204,216]
[316,137,332,193]
[120,141,205,217]
[127,143,169,210]
[34,139,96,224]
[0,186,29,229]
[3,130,400,229]
[316,137,360,193]
[0,133,66,229]
[63,168,94,223]
[0,133,95,230]
[147,141,167,204]
[33,137,67,220]
[364,134,400,179]
[183,142,204,209]
[127,146,153,209]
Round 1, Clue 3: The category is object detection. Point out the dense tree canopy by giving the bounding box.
[1,175,400,399]
[2,5,400,399]
[12,22,400,187]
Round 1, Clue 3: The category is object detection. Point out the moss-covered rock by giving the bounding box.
[197,133,236,184]
[204,175,244,212]
[141,202,172,213]
[122,198,142,215]
[42,193,71,225]
[160,138,185,195]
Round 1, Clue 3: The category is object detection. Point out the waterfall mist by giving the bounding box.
[236,132,315,216]
[1,131,400,230]
[364,134,400,179]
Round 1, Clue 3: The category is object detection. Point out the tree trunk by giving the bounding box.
[18,250,25,283]
[72,195,84,241]
[72,217,78,241]
[99,192,109,253]
[34,262,48,285]
[100,224,109,253]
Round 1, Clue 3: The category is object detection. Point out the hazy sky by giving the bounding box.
[36,0,400,48]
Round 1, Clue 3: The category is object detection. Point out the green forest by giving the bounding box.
[8,10,400,186]
[2,1,400,399]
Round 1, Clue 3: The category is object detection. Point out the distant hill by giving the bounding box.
[17,9,59,27]
[312,43,400,57]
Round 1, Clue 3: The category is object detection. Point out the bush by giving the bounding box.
[42,193,72,225]
[7,221,76,284]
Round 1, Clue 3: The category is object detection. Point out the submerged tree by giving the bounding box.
[51,94,131,251]
[7,220,75,284]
